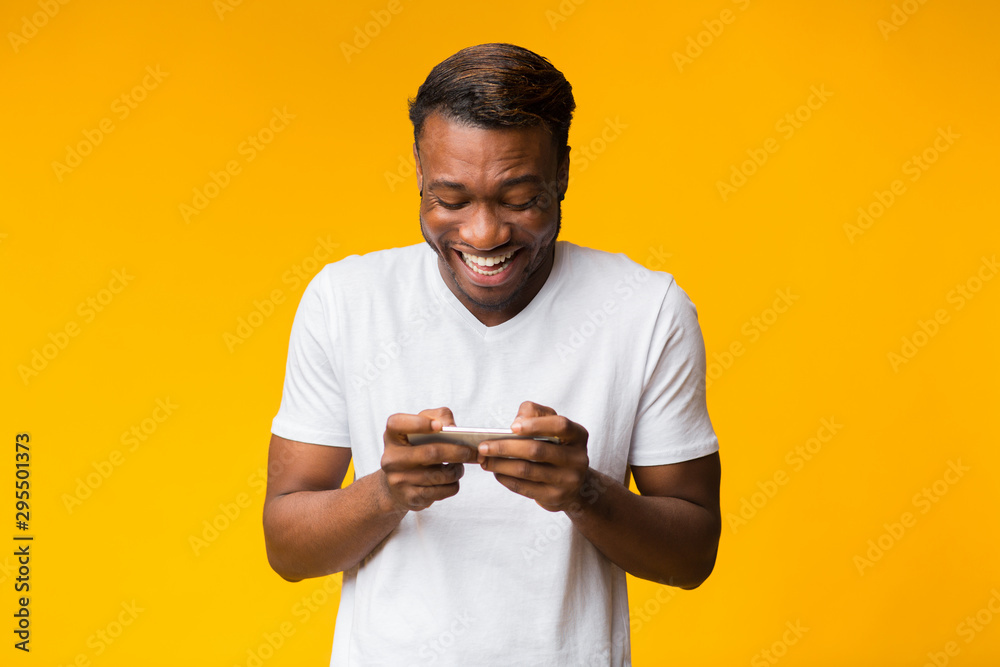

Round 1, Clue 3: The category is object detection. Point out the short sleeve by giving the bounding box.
[270,268,352,447]
[628,278,719,466]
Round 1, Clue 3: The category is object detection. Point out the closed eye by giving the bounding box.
[504,196,539,210]
[431,195,539,210]
[430,195,467,210]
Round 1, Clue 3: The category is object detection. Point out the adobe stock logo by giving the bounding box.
[213,0,246,20]
[385,149,417,193]
[62,398,178,514]
[887,255,996,372]
[567,117,627,185]
[7,0,71,53]
[545,0,587,30]
[340,0,404,63]
[18,269,135,385]
[350,300,445,389]
[51,66,169,182]
[716,86,832,201]
[844,126,959,243]
[706,288,799,390]
[750,620,809,667]
[224,236,339,352]
[921,589,1000,667]
[878,0,932,40]
[554,263,649,363]
[672,0,752,72]
[54,600,145,666]
[628,585,677,636]
[853,459,969,576]
[236,574,345,667]
[726,417,842,534]
[180,107,295,223]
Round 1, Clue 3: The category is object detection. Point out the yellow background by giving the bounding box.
[3,0,998,665]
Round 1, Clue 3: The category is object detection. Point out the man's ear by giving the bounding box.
[413,142,423,194]
[557,146,571,200]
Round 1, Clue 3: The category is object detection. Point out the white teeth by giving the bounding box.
[468,263,507,276]
[460,249,516,276]
[461,249,514,266]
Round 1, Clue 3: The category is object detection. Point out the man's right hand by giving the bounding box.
[381,407,477,512]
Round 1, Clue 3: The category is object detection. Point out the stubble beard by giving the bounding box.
[420,203,562,313]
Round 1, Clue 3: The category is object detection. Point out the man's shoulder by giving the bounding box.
[559,240,675,295]
[326,242,427,273]
[310,242,429,291]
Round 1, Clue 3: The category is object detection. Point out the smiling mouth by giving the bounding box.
[458,248,518,276]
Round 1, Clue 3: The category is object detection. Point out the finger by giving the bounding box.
[512,401,556,427]
[418,406,456,427]
[382,440,477,473]
[513,414,585,445]
[406,481,460,509]
[419,462,465,486]
[492,473,548,502]
[385,413,442,443]
[481,457,561,484]
[386,463,465,487]
[492,474,579,512]
[405,442,479,465]
[477,438,569,465]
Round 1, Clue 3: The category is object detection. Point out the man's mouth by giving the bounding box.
[459,249,517,276]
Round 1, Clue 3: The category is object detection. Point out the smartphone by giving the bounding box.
[406,426,560,449]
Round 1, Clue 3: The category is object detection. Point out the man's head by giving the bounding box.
[408,43,576,326]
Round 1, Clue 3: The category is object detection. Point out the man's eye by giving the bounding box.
[504,196,539,210]
[432,196,538,210]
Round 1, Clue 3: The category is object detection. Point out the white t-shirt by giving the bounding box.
[271,240,719,666]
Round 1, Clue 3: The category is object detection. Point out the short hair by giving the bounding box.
[408,43,576,163]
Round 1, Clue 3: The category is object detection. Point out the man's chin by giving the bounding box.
[443,253,524,312]
[420,207,560,315]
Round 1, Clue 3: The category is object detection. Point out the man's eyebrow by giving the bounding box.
[428,179,468,191]
[427,174,545,192]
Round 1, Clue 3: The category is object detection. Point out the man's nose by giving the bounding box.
[460,203,511,251]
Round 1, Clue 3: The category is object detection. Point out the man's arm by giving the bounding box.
[262,434,403,582]
[263,409,478,582]
[565,454,721,589]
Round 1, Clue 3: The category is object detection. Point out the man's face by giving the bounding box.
[415,112,569,326]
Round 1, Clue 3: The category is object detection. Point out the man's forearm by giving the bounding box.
[263,470,406,582]
[566,469,720,588]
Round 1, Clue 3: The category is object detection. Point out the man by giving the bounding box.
[264,43,721,666]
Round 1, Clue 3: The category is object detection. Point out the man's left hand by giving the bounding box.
[479,401,590,512]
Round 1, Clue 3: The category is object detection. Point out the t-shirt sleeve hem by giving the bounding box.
[270,417,352,448]
[627,437,719,467]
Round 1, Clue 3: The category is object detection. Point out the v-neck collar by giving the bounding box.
[425,241,567,341]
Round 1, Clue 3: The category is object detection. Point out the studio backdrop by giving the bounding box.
[3,0,998,665]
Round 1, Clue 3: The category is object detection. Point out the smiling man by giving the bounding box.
[418,110,562,325]
[263,43,721,666]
